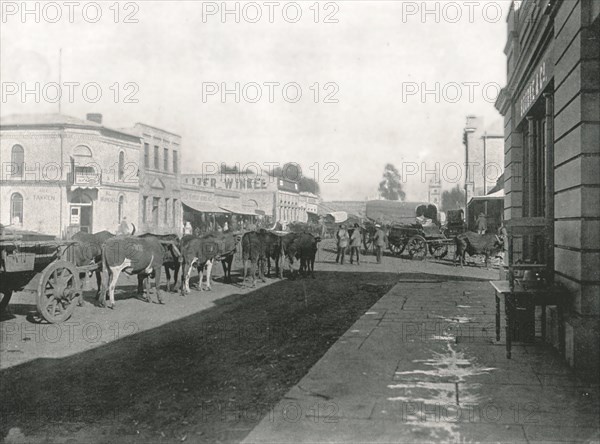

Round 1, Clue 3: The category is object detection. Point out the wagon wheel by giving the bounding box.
[429,242,449,259]
[37,260,81,323]
[363,237,374,255]
[407,235,427,260]
[388,242,404,256]
[0,289,13,314]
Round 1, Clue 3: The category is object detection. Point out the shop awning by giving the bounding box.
[219,205,257,216]
[182,199,229,214]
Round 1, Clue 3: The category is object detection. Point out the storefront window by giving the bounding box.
[11,193,23,225]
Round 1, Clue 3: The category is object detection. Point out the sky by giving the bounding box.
[1,0,510,201]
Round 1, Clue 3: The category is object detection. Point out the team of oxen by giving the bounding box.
[69,228,320,309]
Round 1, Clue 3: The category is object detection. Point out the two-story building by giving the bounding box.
[495,0,600,375]
[125,124,182,235]
[0,113,140,237]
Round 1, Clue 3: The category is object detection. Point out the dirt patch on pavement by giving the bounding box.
[1,271,400,444]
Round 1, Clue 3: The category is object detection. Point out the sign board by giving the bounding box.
[70,207,80,224]
[516,50,553,122]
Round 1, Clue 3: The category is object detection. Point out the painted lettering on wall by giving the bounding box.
[518,54,553,121]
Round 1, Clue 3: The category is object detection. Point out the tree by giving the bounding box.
[268,162,320,194]
[377,163,405,201]
[441,184,466,211]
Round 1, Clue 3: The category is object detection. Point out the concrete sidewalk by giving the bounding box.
[243,279,600,443]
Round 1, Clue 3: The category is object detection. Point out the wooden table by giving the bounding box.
[490,280,565,358]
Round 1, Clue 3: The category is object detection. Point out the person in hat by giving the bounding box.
[373,223,386,264]
[335,224,349,264]
[349,223,362,265]
[476,212,487,235]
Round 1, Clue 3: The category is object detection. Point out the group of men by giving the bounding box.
[335,223,386,265]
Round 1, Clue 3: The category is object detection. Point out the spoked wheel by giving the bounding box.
[407,235,427,260]
[429,242,449,259]
[37,260,81,323]
[388,243,404,256]
[363,237,374,255]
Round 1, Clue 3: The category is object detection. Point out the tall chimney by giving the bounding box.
[86,113,103,124]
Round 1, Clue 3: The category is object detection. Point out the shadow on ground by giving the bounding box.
[1,271,409,444]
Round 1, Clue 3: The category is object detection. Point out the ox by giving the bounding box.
[241,230,283,287]
[454,232,504,268]
[101,236,171,308]
[281,232,319,279]
[180,232,238,293]
[71,230,115,301]
[137,233,181,292]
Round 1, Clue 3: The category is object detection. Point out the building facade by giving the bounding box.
[127,123,182,235]
[495,0,600,375]
[0,114,140,238]
[428,179,441,207]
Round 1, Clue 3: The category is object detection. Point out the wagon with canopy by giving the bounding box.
[366,202,454,260]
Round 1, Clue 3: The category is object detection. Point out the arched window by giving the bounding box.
[73,145,93,158]
[118,195,124,221]
[11,193,23,225]
[11,145,24,178]
[118,151,125,181]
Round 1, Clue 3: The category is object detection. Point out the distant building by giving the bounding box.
[428,178,441,207]
[0,113,140,237]
[180,171,317,227]
[126,123,182,235]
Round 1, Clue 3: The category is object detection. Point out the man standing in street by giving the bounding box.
[373,224,385,264]
[349,223,362,265]
[335,224,349,264]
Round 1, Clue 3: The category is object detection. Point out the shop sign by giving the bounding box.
[191,174,269,190]
[517,52,553,121]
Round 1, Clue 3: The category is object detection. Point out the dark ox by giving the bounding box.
[454,232,504,268]
[101,236,174,308]
[180,232,239,294]
[71,230,115,301]
[137,233,181,292]
[282,232,319,279]
[241,230,283,287]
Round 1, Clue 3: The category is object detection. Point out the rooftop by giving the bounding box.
[0,113,139,139]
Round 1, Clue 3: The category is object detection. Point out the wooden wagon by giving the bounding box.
[0,228,96,323]
[383,203,455,260]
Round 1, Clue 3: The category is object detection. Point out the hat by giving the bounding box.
[479,212,485,216]
[375,224,381,228]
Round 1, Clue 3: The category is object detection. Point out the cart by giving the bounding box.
[0,229,89,323]
[385,205,455,261]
